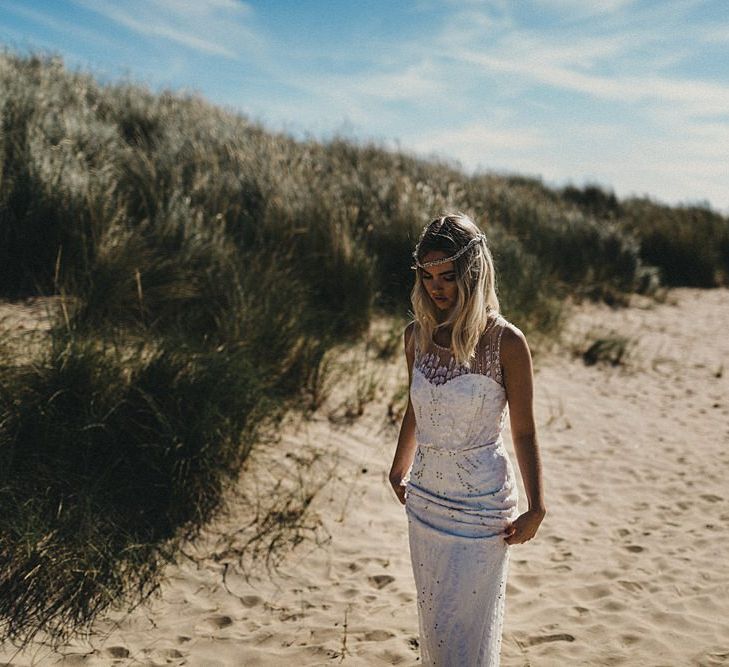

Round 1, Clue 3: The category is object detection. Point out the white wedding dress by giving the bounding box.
[405,312,519,667]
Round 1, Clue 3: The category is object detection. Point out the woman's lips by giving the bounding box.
[433,295,448,301]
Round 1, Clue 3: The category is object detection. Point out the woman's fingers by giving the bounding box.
[504,509,545,543]
[392,482,407,505]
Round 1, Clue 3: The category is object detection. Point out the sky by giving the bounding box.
[2,0,728,213]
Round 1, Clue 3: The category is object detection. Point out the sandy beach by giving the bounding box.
[1,286,728,666]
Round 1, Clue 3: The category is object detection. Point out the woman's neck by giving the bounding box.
[433,321,453,344]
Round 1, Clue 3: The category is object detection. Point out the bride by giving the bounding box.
[389,212,546,666]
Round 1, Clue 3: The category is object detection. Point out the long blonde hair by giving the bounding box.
[409,212,500,368]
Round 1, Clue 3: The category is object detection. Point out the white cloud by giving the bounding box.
[534,0,637,18]
[70,0,262,60]
[342,60,446,102]
[0,2,116,49]
[416,123,547,152]
[407,122,549,173]
[445,35,729,118]
[389,1,729,210]
[149,0,252,16]
[701,24,729,42]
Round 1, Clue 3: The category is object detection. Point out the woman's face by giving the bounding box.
[420,251,458,311]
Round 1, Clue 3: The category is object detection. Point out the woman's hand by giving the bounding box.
[504,507,546,545]
[389,473,407,505]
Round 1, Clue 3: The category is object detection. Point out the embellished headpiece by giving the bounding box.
[411,232,487,270]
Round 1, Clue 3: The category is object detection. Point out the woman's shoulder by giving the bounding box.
[483,310,511,335]
[404,320,417,347]
[484,312,527,350]
[497,316,531,366]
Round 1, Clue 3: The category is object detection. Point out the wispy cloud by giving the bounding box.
[70,0,262,60]
[0,2,115,49]
[348,60,445,102]
[432,0,729,115]
[534,0,638,19]
[410,122,547,157]
[451,49,729,117]
[701,24,729,43]
[392,1,728,209]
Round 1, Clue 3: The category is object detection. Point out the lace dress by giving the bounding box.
[405,313,519,667]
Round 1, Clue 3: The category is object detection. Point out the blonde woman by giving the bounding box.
[389,213,546,666]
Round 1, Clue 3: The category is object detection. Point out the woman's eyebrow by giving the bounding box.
[423,269,456,276]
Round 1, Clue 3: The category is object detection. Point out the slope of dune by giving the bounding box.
[1,287,728,666]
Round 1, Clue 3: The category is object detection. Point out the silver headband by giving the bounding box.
[411,233,487,270]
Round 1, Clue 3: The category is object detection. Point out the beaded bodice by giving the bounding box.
[409,313,509,451]
[413,314,506,387]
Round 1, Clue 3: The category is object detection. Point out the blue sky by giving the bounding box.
[2,0,728,213]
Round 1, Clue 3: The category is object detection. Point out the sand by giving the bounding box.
[1,286,728,666]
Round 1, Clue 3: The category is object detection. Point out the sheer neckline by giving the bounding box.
[414,312,507,388]
[429,313,503,353]
[431,331,452,351]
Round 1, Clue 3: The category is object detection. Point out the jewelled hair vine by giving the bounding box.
[411,232,487,270]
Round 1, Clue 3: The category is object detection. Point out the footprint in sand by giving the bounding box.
[158,648,185,659]
[705,649,729,661]
[203,614,234,630]
[103,646,130,658]
[525,633,576,646]
[369,574,395,589]
[602,599,626,612]
[700,493,723,503]
[177,635,192,643]
[379,648,410,664]
[240,594,262,608]
[620,633,642,646]
[357,556,391,567]
[364,629,395,641]
[624,544,644,553]
[617,580,644,593]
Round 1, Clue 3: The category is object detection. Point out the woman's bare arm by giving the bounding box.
[501,324,546,543]
[389,322,418,504]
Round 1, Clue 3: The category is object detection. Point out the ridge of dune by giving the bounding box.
[1,287,728,666]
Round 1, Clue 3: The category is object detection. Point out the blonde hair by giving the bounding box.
[409,212,500,367]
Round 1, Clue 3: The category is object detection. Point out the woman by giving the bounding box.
[389,213,546,666]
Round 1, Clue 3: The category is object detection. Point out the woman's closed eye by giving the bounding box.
[423,275,455,281]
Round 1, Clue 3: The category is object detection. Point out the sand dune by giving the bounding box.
[1,287,728,666]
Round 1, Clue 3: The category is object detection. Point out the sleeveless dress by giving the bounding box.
[405,312,520,667]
